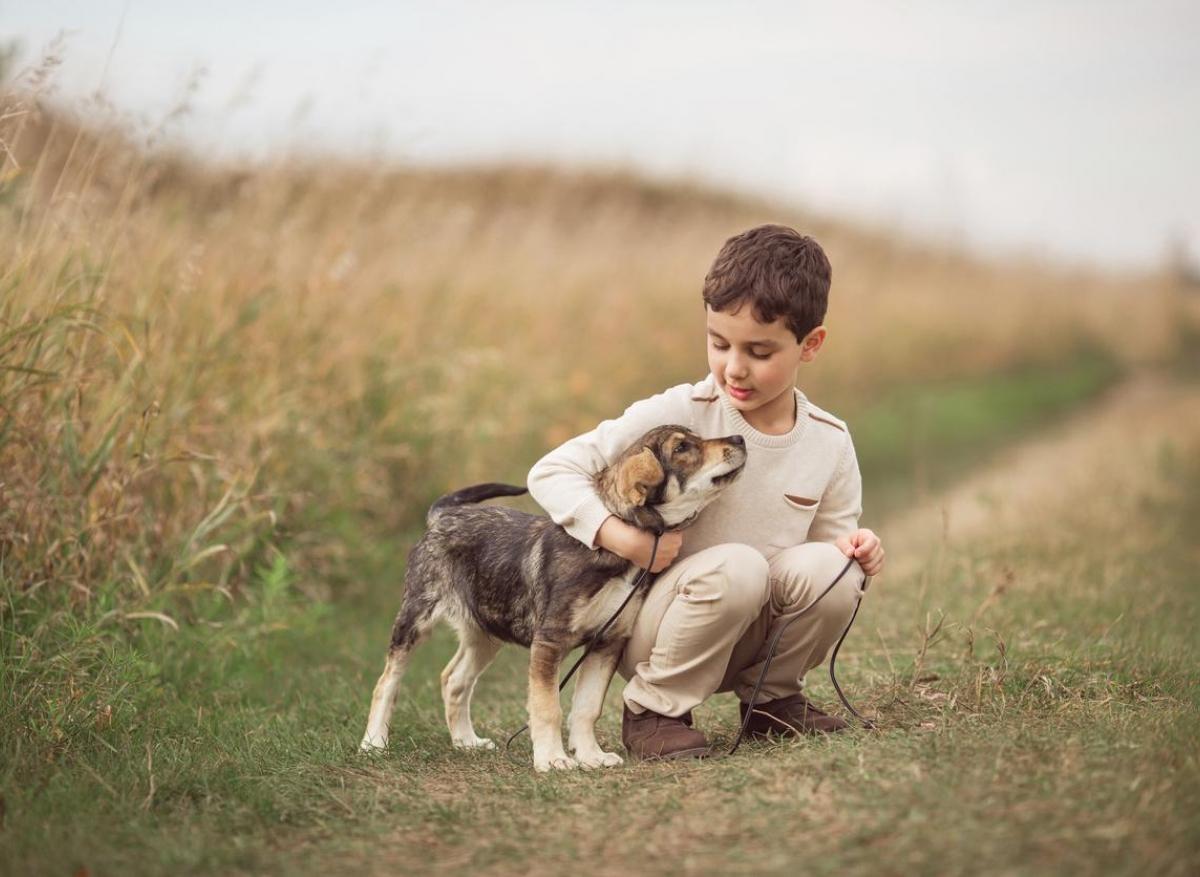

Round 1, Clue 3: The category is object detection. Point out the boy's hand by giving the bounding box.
[596,516,683,573]
[835,528,884,577]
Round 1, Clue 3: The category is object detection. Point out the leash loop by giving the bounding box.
[728,556,875,755]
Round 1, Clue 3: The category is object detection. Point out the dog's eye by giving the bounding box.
[675,441,692,453]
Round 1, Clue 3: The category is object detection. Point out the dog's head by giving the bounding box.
[596,425,747,534]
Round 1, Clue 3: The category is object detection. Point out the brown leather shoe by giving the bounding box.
[739,692,849,738]
[622,705,709,760]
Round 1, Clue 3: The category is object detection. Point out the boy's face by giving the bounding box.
[705,304,825,422]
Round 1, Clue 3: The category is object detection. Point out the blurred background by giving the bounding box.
[6,1,1200,269]
[2,4,1199,873]
[2,0,1198,634]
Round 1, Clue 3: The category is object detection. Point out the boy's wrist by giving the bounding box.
[594,515,623,552]
[595,515,638,559]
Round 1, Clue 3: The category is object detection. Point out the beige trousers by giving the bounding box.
[618,542,867,717]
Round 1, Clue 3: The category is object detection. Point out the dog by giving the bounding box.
[359,425,747,771]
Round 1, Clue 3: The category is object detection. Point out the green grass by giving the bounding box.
[851,344,1122,516]
[4,364,1196,876]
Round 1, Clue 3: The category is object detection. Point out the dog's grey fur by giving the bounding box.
[360,425,747,771]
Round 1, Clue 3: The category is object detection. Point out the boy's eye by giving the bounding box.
[711,340,771,360]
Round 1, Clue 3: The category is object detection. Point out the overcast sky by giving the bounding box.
[3,1,1198,271]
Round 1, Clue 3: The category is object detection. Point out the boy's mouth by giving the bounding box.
[726,385,753,401]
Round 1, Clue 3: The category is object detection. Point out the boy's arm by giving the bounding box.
[528,385,693,550]
[806,432,863,545]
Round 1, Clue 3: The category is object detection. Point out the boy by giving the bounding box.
[527,225,885,760]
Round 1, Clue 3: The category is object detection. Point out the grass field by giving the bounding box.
[4,368,1196,875]
[2,80,1199,875]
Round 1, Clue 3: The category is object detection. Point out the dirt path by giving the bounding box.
[880,368,1200,582]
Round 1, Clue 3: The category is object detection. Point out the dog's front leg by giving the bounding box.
[567,645,624,769]
[528,639,576,772]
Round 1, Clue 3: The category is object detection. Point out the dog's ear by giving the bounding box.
[617,447,665,508]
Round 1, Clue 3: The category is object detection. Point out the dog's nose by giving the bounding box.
[729,435,745,448]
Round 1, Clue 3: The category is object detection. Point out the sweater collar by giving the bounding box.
[702,374,810,449]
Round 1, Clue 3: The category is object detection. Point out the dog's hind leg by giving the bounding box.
[567,645,624,769]
[528,638,576,772]
[441,622,502,750]
[360,647,410,751]
[360,598,437,752]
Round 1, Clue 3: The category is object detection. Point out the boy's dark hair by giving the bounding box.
[702,225,832,342]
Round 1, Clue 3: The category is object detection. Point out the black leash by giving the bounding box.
[728,556,875,756]
[504,533,663,751]
[505,537,876,756]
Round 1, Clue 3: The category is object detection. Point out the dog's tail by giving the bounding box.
[427,483,528,523]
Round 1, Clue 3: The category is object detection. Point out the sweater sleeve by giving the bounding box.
[527,384,694,549]
[806,431,863,544]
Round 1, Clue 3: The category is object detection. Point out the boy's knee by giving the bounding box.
[771,541,864,618]
[679,543,770,621]
[814,540,865,581]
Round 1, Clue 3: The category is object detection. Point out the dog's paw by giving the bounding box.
[359,735,387,752]
[576,750,624,770]
[534,753,578,772]
[452,736,496,751]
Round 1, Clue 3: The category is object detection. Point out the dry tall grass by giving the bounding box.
[0,78,1190,613]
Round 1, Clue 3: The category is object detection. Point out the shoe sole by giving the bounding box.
[628,745,711,762]
[746,725,847,740]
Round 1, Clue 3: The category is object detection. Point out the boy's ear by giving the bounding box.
[617,448,665,507]
[799,326,827,362]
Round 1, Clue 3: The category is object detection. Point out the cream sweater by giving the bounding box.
[527,373,862,563]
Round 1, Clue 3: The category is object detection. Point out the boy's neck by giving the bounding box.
[741,387,798,436]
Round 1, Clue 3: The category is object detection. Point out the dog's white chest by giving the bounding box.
[657,474,710,528]
[571,567,643,640]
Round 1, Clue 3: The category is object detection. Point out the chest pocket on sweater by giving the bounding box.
[781,493,821,543]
